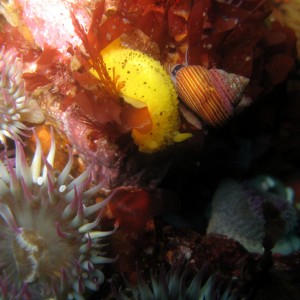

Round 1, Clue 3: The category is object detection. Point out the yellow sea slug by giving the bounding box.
[91,40,191,153]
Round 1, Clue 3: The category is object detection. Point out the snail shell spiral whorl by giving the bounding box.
[175,65,249,126]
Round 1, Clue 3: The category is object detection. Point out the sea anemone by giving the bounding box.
[0,128,116,299]
[0,48,45,145]
[207,178,300,255]
[113,259,236,300]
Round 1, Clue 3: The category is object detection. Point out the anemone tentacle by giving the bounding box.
[0,48,44,145]
[113,259,236,300]
[0,128,116,299]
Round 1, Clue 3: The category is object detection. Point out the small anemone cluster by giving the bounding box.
[0,48,44,145]
[0,129,116,299]
[113,259,236,300]
[207,177,300,255]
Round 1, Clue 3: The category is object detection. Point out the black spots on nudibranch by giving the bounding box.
[121,59,128,69]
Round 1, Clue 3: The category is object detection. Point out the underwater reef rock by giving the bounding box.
[156,222,300,300]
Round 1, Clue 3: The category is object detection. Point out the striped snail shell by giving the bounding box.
[175,65,249,127]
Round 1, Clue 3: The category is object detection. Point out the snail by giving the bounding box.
[173,65,249,127]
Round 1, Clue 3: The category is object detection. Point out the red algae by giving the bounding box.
[87,0,170,55]
[107,187,153,230]
[185,0,297,99]
[22,45,75,95]
[0,23,41,62]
